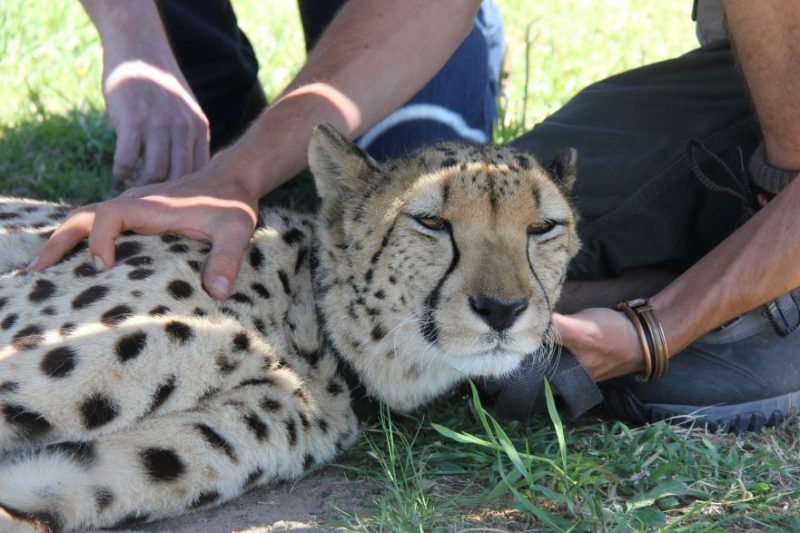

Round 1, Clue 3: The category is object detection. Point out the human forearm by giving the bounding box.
[647,1,800,354]
[80,1,177,69]
[214,0,481,199]
[651,176,800,355]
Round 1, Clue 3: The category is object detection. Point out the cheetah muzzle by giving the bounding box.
[0,124,579,531]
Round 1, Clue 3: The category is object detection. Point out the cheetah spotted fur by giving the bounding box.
[0,125,579,531]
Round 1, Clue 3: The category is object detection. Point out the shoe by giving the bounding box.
[603,288,800,433]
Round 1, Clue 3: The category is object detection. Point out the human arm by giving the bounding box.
[81,0,209,185]
[33,0,481,299]
[555,0,800,381]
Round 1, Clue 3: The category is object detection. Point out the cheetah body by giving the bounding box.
[0,126,579,531]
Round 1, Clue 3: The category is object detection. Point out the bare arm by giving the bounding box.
[36,0,481,299]
[213,0,482,199]
[556,0,800,381]
[81,0,209,184]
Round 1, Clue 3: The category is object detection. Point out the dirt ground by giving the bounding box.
[84,468,379,533]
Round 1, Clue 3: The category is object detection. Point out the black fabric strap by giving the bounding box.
[491,351,602,421]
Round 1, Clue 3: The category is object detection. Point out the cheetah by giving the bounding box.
[0,124,579,532]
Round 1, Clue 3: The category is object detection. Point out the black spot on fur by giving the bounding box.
[140,447,185,482]
[73,262,98,277]
[72,285,109,309]
[0,381,19,393]
[165,321,193,343]
[60,322,76,337]
[216,355,238,374]
[2,404,51,438]
[244,412,269,441]
[147,375,177,414]
[0,212,17,220]
[236,378,274,389]
[249,246,265,269]
[317,418,329,433]
[190,490,221,509]
[40,306,56,316]
[230,292,254,305]
[192,307,207,317]
[371,325,386,341]
[94,487,114,512]
[115,241,142,261]
[148,305,170,316]
[242,467,264,490]
[514,154,531,169]
[167,280,193,300]
[129,268,155,280]
[374,289,385,299]
[327,380,344,396]
[294,247,308,274]
[160,233,181,243]
[100,305,133,327]
[441,157,457,168]
[45,440,96,467]
[187,260,201,273]
[282,228,304,245]
[298,411,310,429]
[125,256,153,267]
[40,346,77,378]
[251,282,270,299]
[116,331,148,362]
[260,397,282,412]
[284,418,298,446]
[1,313,17,330]
[253,318,267,336]
[28,279,56,302]
[365,269,374,283]
[0,297,6,311]
[169,243,190,254]
[232,331,250,352]
[278,269,291,294]
[12,324,44,351]
[194,423,237,462]
[220,306,240,319]
[80,393,119,429]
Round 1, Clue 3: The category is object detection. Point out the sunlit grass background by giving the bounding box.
[3,1,800,530]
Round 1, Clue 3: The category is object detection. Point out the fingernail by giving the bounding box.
[93,255,105,272]
[211,276,231,298]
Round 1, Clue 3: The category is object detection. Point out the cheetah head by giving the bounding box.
[309,124,579,411]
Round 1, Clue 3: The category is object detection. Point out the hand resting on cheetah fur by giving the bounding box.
[0,124,579,532]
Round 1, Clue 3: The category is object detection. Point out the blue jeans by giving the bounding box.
[158,0,505,158]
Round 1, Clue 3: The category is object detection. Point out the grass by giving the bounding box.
[3,1,800,531]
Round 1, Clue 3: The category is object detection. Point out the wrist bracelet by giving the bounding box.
[617,299,669,381]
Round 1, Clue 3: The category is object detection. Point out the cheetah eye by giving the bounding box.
[527,220,557,236]
[412,215,447,232]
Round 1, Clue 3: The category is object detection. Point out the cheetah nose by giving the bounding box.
[468,295,529,331]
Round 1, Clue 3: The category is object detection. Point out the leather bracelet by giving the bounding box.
[617,299,669,381]
[618,301,653,382]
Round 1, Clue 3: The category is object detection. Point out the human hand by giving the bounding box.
[103,59,210,187]
[551,308,645,382]
[28,163,257,300]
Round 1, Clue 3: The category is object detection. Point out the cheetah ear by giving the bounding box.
[543,147,578,192]
[308,123,379,199]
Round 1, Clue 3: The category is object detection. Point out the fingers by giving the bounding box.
[169,127,194,181]
[137,131,170,186]
[87,203,128,271]
[112,130,143,184]
[202,226,252,300]
[192,133,210,173]
[29,210,96,271]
